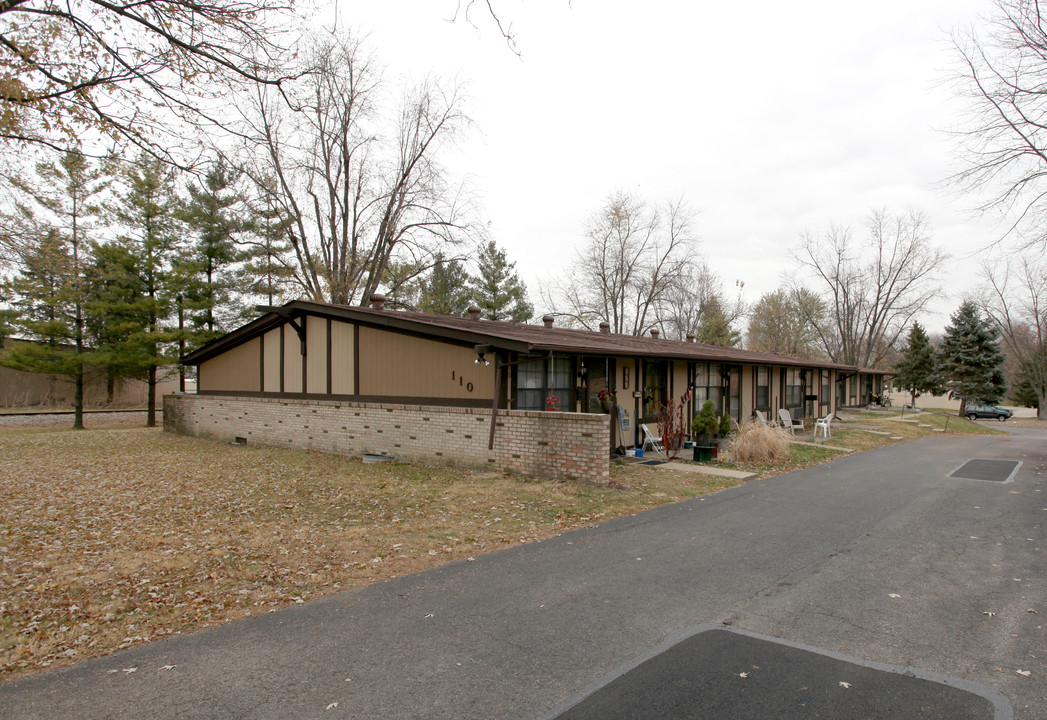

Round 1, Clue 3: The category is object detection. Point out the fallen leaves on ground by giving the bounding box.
[0,425,739,681]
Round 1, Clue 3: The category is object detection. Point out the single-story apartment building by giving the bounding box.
[166,296,889,483]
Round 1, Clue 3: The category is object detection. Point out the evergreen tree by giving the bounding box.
[1009,365,1042,409]
[418,254,471,315]
[83,241,151,404]
[468,241,533,322]
[242,176,295,309]
[940,300,1007,416]
[110,153,186,427]
[0,151,106,427]
[180,159,246,342]
[893,322,942,407]
[695,294,740,347]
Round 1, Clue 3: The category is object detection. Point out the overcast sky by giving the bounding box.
[325,0,1005,334]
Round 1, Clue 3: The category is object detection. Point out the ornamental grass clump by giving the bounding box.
[729,421,791,464]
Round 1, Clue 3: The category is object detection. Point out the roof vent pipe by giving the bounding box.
[599,321,610,334]
[650,329,660,340]
[686,333,695,343]
[467,306,482,320]
[542,315,554,328]
[370,293,386,310]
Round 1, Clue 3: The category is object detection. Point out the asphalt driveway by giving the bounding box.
[2,428,1044,719]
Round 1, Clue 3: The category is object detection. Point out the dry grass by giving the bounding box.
[726,422,791,463]
[0,424,740,681]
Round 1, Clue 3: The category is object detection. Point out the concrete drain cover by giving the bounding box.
[950,459,1021,483]
[540,625,1012,720]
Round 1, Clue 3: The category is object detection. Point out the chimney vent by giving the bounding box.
[650,329,660,340]
[599,322,610,334]
[686,333,695,343]
[542,315,554,328]
[467,306,482,320]
[370,293,386,310]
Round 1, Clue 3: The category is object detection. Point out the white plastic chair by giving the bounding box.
[814,412,834,439]
[640,423,665,456]
[778,408,804,435]
[754,410,768,425]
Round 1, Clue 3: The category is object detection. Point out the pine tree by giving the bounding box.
[893,322,942,408]
[418,254,471,315]
[242,176,295,309]
[940,301,1006,416]
[468,241,533,322]
[83,241,151,404]
[0,151,106,427]
[695,295,740,347]
[110,153,186,427]
[180,159,246,342]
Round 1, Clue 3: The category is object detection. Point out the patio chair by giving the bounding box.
[814,412,834,439]
[640,423,665,457]
[778,408,804,435]
[754,410,768,425]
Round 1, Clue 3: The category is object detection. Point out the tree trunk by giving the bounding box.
[147,365,157,427]
[73,366,84,430]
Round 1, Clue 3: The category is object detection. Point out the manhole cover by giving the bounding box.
[540,625,1012,720]
[950,459,1021,483]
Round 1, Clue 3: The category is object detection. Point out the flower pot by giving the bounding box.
[601,399,614,413]
[693,445,714,462]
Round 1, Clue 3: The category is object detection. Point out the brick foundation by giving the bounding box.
[163,394,610,484]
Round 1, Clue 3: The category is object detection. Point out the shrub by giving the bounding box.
[691,400,719,439]
[728,421,791,464]
[719,413,733,437]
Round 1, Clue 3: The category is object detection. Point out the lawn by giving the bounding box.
[0,410,1003,681]
[0,424,737,681]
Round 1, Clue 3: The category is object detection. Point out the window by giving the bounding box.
[643,360,668,418]
[516,358,545,410]
[782,368,803,412]
[549,357,575,411]
[755,366,770,410]
[692,362,724,415]
[515,356,576,411]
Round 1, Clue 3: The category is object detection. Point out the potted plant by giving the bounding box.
[691,400,719,461]
[597,388,615,413]
[545,393,561,412]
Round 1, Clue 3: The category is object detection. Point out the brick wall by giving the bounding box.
[163,394,610,484]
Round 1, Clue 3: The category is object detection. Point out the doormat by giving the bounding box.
[949,459,1021,483]
[638,460,669,466]
[538,625,1011,720]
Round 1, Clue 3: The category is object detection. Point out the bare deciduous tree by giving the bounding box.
[546,192,697,335]
[236,33,475,305]
[951,0,1047,247]
[981,255,1047,417]
[0,0,293,159]
[793,208,947,368]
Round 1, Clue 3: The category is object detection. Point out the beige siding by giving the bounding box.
[263,328,281,392]
[740,366,754,421]
[358,326,494,399]
[671,361,689,406]
[199,337,260,392]
[306,316,327,394]
[283,326,303,393]
[330,320,355,395]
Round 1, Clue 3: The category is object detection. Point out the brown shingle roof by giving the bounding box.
[183,300,885,374]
